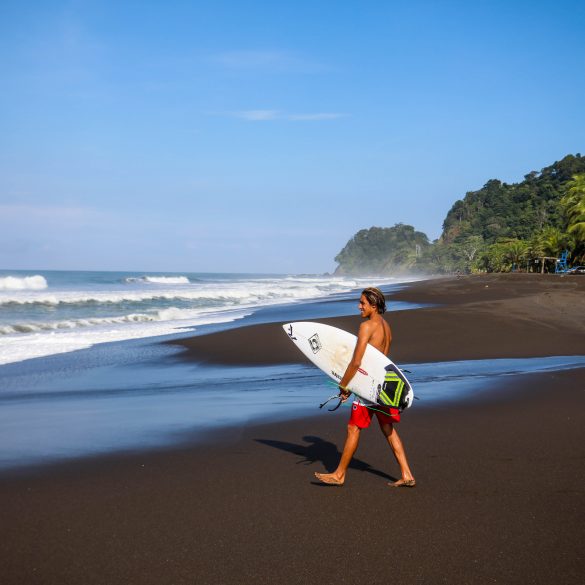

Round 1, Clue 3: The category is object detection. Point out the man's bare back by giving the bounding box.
[359,314,391,355]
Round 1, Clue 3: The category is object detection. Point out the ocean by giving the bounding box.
[0,270,413,365]
[0,270,416,470]
[1,270,584,472]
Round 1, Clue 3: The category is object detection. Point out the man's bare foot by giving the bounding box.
[314,472,344,486]
[388,478,416,488]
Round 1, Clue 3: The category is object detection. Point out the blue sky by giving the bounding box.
[1,0,584,273]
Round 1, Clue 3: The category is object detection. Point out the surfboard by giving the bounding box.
[282,321,414,410]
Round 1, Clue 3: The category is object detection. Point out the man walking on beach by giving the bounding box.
[314,287,416,487]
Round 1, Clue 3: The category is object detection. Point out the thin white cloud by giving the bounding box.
[232,109,281,121]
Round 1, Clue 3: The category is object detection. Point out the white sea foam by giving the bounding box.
[0,308,251,365]
[0,275,48,291]
[0,273,422,365]
[0,286,300,307]
[0,276,395,307]
[125,276,190,285]
[0,307,223,335]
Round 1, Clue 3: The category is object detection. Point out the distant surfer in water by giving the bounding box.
[314,287,416,487]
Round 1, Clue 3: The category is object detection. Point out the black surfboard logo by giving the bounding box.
[286,324,297,340]
[308,333,322,353]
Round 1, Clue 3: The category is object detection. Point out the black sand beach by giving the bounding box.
[169,273,585,365]
[1,274,584,584]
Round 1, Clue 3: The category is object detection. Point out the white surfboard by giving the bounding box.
[283,321,414,410]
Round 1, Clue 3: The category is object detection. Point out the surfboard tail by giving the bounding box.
[382,363,414,411]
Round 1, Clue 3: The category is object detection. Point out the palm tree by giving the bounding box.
[527,233,545,259]
[483,243,508,272]
[502,239,529,269]
[561,174,585,242]
[539,227,573,257]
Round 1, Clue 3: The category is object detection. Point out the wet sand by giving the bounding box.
[1,273,584,584]
[169,273,585,365]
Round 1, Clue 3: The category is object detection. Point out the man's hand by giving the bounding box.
[339,386,351,402]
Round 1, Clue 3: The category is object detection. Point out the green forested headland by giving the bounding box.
[334,154,585,275]
[334,224,431,275]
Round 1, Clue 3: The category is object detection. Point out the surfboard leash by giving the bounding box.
[318,393,345,411]
[319,394,403,417]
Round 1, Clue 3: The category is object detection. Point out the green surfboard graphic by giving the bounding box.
[379,370,405,407]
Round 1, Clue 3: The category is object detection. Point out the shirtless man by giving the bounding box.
[314,287,416,487]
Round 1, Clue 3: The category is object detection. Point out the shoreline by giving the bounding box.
[2,273,584,584]
[168,273,585,365]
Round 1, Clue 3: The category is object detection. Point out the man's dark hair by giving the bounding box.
[361,287,386,314]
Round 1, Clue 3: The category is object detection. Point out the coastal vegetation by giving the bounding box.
[334,224,430,275]
[334,154,585,275]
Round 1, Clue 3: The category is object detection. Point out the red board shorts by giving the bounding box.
[349,401,400,428]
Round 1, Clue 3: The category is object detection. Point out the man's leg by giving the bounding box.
[379,421,416,486]
[314,423,361,485]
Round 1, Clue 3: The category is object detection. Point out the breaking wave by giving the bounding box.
[0,309,251,365]
[0,281,362,307]
[125,276,190,285]
[0,272,420,365]
[0,275,48,291]
[0,307,242,336]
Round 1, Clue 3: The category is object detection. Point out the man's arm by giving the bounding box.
[338,321,372,400]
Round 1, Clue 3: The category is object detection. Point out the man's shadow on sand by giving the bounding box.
[255,436,397,484]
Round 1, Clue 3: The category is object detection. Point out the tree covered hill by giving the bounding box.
[334,154,585,275]
[334,224,430,275]
[441,154,585,244]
